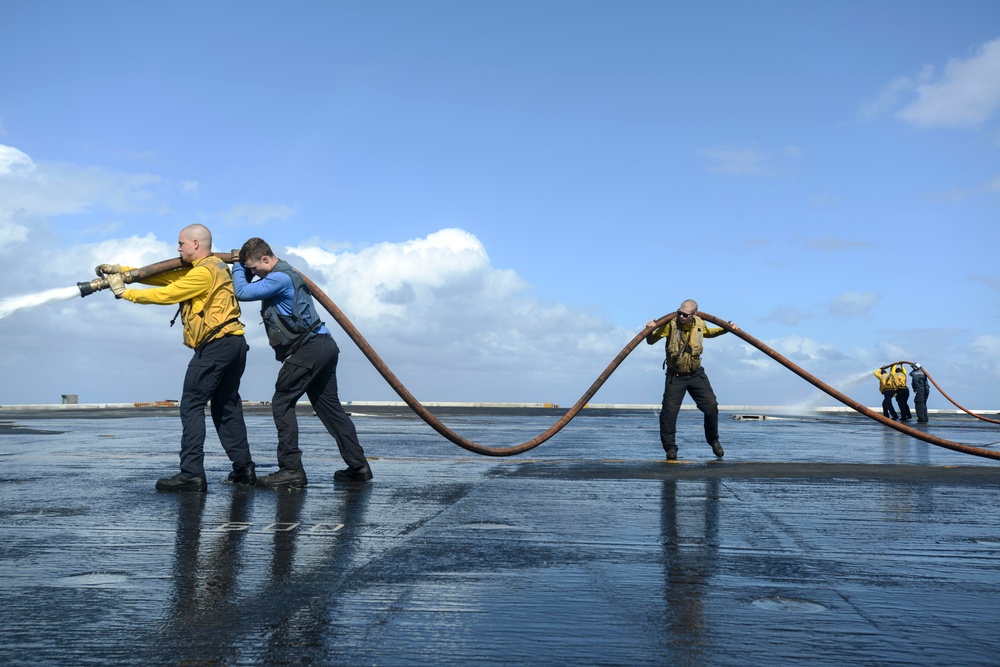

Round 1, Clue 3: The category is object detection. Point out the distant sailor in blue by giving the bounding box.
[233,237,372,487]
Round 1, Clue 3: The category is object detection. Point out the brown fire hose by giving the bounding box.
[82,255,1000,461]
[879,361,1000,426]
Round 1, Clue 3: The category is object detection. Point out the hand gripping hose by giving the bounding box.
[84,256,1000,461]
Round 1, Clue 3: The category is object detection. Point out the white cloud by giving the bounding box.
[865,37,1000,129]
[699,145,771,176]
[827,291,879,319]
[761,305,814,326]
[858,69,931,120]
[699,143,801,177]
[0,143,165,222]
[220,203,295,226]
[801,235,875,252]
[283,228,639,397]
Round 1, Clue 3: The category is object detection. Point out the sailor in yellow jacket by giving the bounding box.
[890,363,913,421]
[645,299,734,460]
[874,368,899,420]
[98,224,256,492]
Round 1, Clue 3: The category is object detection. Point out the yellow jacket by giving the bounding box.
[650,316,726,374]
[890,364,908,390]
[874,369,894,392]
[122,256,244,349]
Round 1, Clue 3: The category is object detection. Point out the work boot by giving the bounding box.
[665,448,678,461]
[334,463,373,483]
[223,462,256,485]
[711,440,725,458]
[156,472,207,493]
[257,468,308,489]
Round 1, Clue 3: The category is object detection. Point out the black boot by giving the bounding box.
[224,462,256,485]
[156,472,207,493]
[334,463,373,483]
[711,440,725,458]
[257,468,308,489]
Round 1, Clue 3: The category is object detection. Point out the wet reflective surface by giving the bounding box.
[2,408,1000,665]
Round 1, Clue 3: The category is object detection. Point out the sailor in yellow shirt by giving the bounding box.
[874,368,899,420]
[890,363,913,421]
[645,299,734,460]
[98,224,256,492]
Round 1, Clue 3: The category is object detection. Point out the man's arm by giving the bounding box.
[122,265,212,305]
[645,320,667,345]
[232,265,294,303]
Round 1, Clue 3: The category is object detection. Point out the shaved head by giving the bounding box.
[180,224,212,247]
[177,224,214,263]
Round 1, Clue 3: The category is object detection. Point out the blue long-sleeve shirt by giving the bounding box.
[231,262,330,336]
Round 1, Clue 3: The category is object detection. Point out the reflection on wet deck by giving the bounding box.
[1,410,999,665]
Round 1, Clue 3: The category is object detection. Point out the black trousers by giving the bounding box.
[914,387,929,422]
[179,335,252,477]
[659,368,719,453]
[895,388,912,420]
[271,334,367,471]
[881,390,899,420]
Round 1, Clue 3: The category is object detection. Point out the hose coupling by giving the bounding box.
[77,269,140,297]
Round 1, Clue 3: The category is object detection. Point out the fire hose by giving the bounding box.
[80,256,1000,461]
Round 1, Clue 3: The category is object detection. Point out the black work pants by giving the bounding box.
[895,388,912,420]
[914,387,929,422]
[178,335,252,477]
[659,368,719,453]
[881,390,899,420]
[271,334,367,471]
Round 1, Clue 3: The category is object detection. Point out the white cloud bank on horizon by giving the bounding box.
[2,141,999,408]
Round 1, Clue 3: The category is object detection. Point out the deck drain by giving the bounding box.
[52,572,130,588]
[751,596,826,612]
[464,522,517,530]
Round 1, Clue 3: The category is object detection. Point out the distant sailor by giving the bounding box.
[891,363,913,421]
[645,299,735,460]
[232,237,372,487]
[910,363,930,423]
[874,368,899,421]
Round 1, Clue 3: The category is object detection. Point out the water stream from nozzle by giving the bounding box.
[0,286,82,320]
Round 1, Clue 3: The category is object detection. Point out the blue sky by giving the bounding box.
[0,1,998,410]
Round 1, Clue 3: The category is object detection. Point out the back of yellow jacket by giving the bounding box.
[874,369,894,392]
[890,364,908,390]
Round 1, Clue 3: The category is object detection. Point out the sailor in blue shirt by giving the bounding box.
[233,237,372,486]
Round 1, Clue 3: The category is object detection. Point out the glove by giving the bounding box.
[95,263,121,276]
[105,272,126,299]
[230,249,241,263]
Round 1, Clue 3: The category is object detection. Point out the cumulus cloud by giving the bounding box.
[827,291,879,319]
[281,229,639,396]
[863,37,1000,129]
[0,143,169,257]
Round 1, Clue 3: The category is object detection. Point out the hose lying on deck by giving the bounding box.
[90,255,1000,461]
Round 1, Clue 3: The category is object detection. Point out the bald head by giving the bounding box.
[178,224,213,263]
